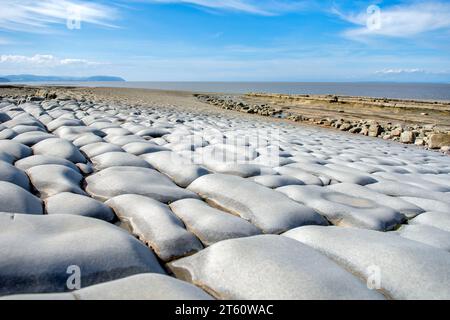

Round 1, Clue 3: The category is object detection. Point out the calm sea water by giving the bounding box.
[13,81,450,101]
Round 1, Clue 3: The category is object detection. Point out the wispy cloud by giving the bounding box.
[0,0,118,32]
[145,0,309,15]
[334,1,450,39]
[0,54,102,66]
[375,68,425,75]
[375,68,450,75]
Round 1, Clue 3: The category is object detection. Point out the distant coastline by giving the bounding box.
[0,75,125,82]
[9,81,449,101]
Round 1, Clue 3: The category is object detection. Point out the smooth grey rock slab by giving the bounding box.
[2,274,213,300]
[47,118,83,132]
[0,161,30,190]
[168,235,383,300]
[328,183,423,218]
[286,162,378,186]
[0,128,17,140]
[397,225,450,252]
[55,126,105,141]
[170,199,261,246]
[373,172,450,192]
[251,175,305,189]
[0,140,32,162]
[123,142,169,155]
[15,155,79,172]
[278,185,405,231]
[12,125,45,134]
[0,112,11,122]
[201,161,262,178]
[188,174,327,234]
[89,121,119,130]
[72,133,104,148]
[106,135,146,146]
[368,181,450,204]
[252,155,295,167]
[0,152,14,163]
[150,137,168,145]
[86,166,199,203]
[400,197,450,213]
[0,181,43,214]
[80,142,123,158]
[409,212,450,232]
[142,151,209,187]
[3,116,44,130]
[274,166,323,186]
[91,152,151,171]
[33,138,86,164]
[136,128,170,138]
[419,174,450,189]
[102,127,132,140]
[77,162,94,175]
[106,195,203,261]
[27,165,86,198]
[102,127,132,137]
[45,192,115,222]
[0,213,164,296]
[13,131,55,146]
[283,226,450,299]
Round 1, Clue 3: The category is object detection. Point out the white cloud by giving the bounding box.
[0,0,118,32]
[375,68,425,74]
[335,1,450,39]
[0,54,101,66]
[375,68,450,75]
[146,0,308,15]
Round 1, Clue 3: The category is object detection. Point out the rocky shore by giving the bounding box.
[195,93,450,154]
[1,86,450,300]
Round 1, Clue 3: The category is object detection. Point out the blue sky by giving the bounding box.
[0,0,450,82]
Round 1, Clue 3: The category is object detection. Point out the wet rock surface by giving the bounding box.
[1,92,450,300]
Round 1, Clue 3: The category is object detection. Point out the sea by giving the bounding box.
[8,82,450,101]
